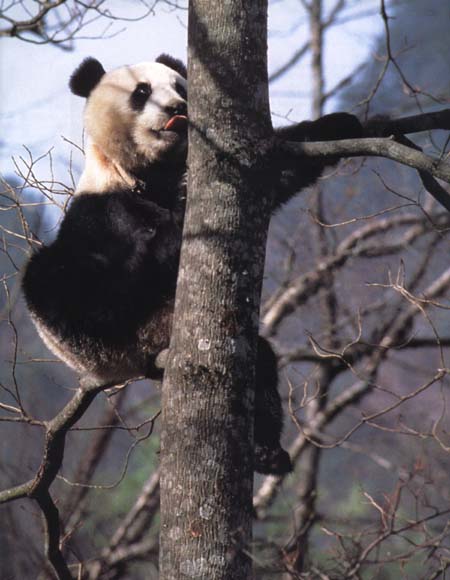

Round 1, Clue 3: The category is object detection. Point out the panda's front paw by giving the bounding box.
[155,348,169,371]
[254,445,293,475]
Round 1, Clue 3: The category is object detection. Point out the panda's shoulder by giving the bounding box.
[66,190,137,220]
[62,190,171,237]
[59,191,128,237]
[67,191,115,215]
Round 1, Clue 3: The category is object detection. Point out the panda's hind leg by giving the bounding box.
[254,337,292,475]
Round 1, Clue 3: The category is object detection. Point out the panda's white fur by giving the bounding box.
[77,61,187,195]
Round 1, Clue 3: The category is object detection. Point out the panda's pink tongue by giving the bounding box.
[164,115,188,132]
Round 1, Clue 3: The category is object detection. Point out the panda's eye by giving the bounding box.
[175,81,187,101]
[130,82,152,111]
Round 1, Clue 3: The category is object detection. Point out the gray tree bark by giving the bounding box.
[159,1,273,579]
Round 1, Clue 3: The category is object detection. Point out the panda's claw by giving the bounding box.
[254,445,293,476]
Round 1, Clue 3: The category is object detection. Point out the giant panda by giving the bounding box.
[22,54,362,475]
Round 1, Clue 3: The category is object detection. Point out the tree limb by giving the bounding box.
[363,108,450,137]
[262,212,448,336]
[0,380,114,579]
[279,136,450,213]
[36,490,73,580]
[274,108,450,211]
[281,138,450,183]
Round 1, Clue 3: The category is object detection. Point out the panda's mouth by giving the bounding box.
[163,115,188,134]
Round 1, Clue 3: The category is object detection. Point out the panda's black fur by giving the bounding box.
[22,54,362,475]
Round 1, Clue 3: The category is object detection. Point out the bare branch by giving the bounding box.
[36,490,73,580]
[256,266,450,517]
[281,137,450,183]
[0,0,159,47]
[363,109,450,136]
[263,212,448,336]
[0,380,120,577]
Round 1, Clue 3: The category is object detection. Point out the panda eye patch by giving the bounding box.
[130,82,152,111]
[175,81,187,101]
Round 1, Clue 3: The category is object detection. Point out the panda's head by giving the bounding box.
[70,54,187,189]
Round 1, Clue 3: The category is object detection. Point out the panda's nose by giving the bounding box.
[166,101,187,118]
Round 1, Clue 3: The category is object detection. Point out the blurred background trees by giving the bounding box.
[1,0,450,578]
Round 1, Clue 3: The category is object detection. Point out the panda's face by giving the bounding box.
[84,62,187,170]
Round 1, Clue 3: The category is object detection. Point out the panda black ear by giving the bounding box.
[156,54,187,79]
[69,58,106,98]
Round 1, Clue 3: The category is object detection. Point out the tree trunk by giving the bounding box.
[159,1,273,579]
